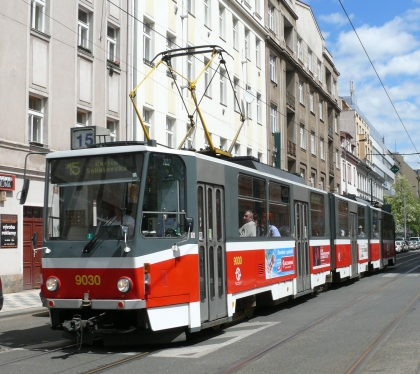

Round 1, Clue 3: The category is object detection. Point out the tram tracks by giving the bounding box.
[218,259,420,374]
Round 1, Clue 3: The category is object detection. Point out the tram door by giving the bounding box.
[295,202,310,293]
[197,184,227,323]
[350,213,358,276]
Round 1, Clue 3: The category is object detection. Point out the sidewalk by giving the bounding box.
[0,289,46,318]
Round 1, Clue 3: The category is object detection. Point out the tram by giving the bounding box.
[21,142,394,344]
[20,46,395,344]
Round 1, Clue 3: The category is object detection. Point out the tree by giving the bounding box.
[384,175,420,237]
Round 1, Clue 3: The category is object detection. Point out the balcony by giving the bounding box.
[328,126,333,139]
[287,140,296,157]
[286,91,295,110]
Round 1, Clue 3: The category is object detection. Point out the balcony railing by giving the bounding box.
[287,140,296,157]
[286,91,295,110]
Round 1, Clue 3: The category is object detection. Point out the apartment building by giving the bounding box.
[265,0,341,191]
[131,0,268,160]
[0,0,129,292]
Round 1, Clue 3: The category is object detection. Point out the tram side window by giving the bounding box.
[310,193,325,237]
[238,174,266,237]
[358,207,365,237]
[372,210,379,238]
[141,153,186,238]
[268,182,290,237]
[338,200,349,237]
[383,213,394,240]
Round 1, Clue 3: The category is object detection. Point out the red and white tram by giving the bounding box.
[22,142,395,344]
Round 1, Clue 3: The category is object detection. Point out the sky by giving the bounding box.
[306,0,420,168]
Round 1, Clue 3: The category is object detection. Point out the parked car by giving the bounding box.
[0,277,3,311]
[395,241,407,253]
[409,237,420,250]
[408,241,418,250]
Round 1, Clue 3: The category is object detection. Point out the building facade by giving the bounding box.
[1,0,129,292]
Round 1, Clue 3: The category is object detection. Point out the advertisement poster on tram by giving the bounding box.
[265,247,294,279]
[312,245,330,269]
[358,242,368,261]
[1,214,18,248]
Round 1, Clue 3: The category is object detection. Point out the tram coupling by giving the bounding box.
[62,313,105,333]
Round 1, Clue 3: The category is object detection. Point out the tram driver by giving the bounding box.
[239,210,256,237]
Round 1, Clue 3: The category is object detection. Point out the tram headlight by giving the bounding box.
[117,277,132,293]
[46,277,60,292]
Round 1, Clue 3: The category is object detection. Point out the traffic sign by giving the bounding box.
[391,165,399,173]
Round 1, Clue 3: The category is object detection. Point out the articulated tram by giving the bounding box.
[29,141,395,344]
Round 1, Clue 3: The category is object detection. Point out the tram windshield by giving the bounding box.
[46,153,142,241]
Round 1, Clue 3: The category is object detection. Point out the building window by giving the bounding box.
[143,108,153,138]
[317,60,322,83]
[187,0,195,15]
[78,9,90,50]
[204,58,212,97]
[219,5,225,39]
[187,52,193,81]
[309,91,314,112]
[234,143,240,157]
[76,111,89,127]
[107,120,118,142]
[143,21,153,64]
[270,105,277,133]
[233,17,238,50]
[334,116,338,133]
[233,77,240,112]
[257,93,262,124]
[320,138,325,160]
[245,28,250,59]
[204,0,211,27]
[31,0,45,32]
[319,101,323,121]
[336,148,339,168]
[310,173,315,187]
[220,137,227,151]
[300,124,306,150]
[297,38,303,61]
[247,147,252,157]
[299,81,304,104]
[186,123,194,149]
[256,40,260,68]
[107,25,119,63]
[308,49,312,72]
[246,85,252,119]
[220,68,226,105]
[166,33,176,71]
[268,4,275,31]
[311,132,316,155]
[166,117,174,148]
[28,96,44,144]
[269,54,276,82]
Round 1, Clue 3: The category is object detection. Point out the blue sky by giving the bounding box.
[306,0,420,168]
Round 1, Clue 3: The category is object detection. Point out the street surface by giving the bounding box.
[1,251,420,374]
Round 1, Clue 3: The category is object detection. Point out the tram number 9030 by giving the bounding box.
[75,275,101,286]
[233,256,242,265]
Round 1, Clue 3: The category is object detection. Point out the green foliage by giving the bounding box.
[384,175,420,236]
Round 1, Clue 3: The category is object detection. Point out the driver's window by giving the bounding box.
[141,153,186,238]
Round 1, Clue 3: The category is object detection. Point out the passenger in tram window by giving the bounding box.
[254,214,264,236]
[261,220,281,237]
[340,229,346,237]
[372,224,379,238]
[239,210,256,237]
[106,205,135,235]
[358,225,365,238]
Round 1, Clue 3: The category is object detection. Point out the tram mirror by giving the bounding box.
[19,179,30,205]
[184,217,194,232]
[32,232,39,247]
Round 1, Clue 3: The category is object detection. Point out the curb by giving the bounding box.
[0,306,48,319]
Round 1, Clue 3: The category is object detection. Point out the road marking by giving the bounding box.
[407,274,420,277]
[383,274,397,277]
[151,321,279,359]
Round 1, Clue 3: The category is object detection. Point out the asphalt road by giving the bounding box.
[1,251,420,374]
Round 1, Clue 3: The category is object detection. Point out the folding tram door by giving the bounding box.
[197,184,227,323]
[295,201,310,293]
[350,213,358,277]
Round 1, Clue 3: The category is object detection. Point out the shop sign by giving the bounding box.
[1,214,18,248]
[0,174,15,191]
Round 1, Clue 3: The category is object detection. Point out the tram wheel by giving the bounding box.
[244,306,255,319]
